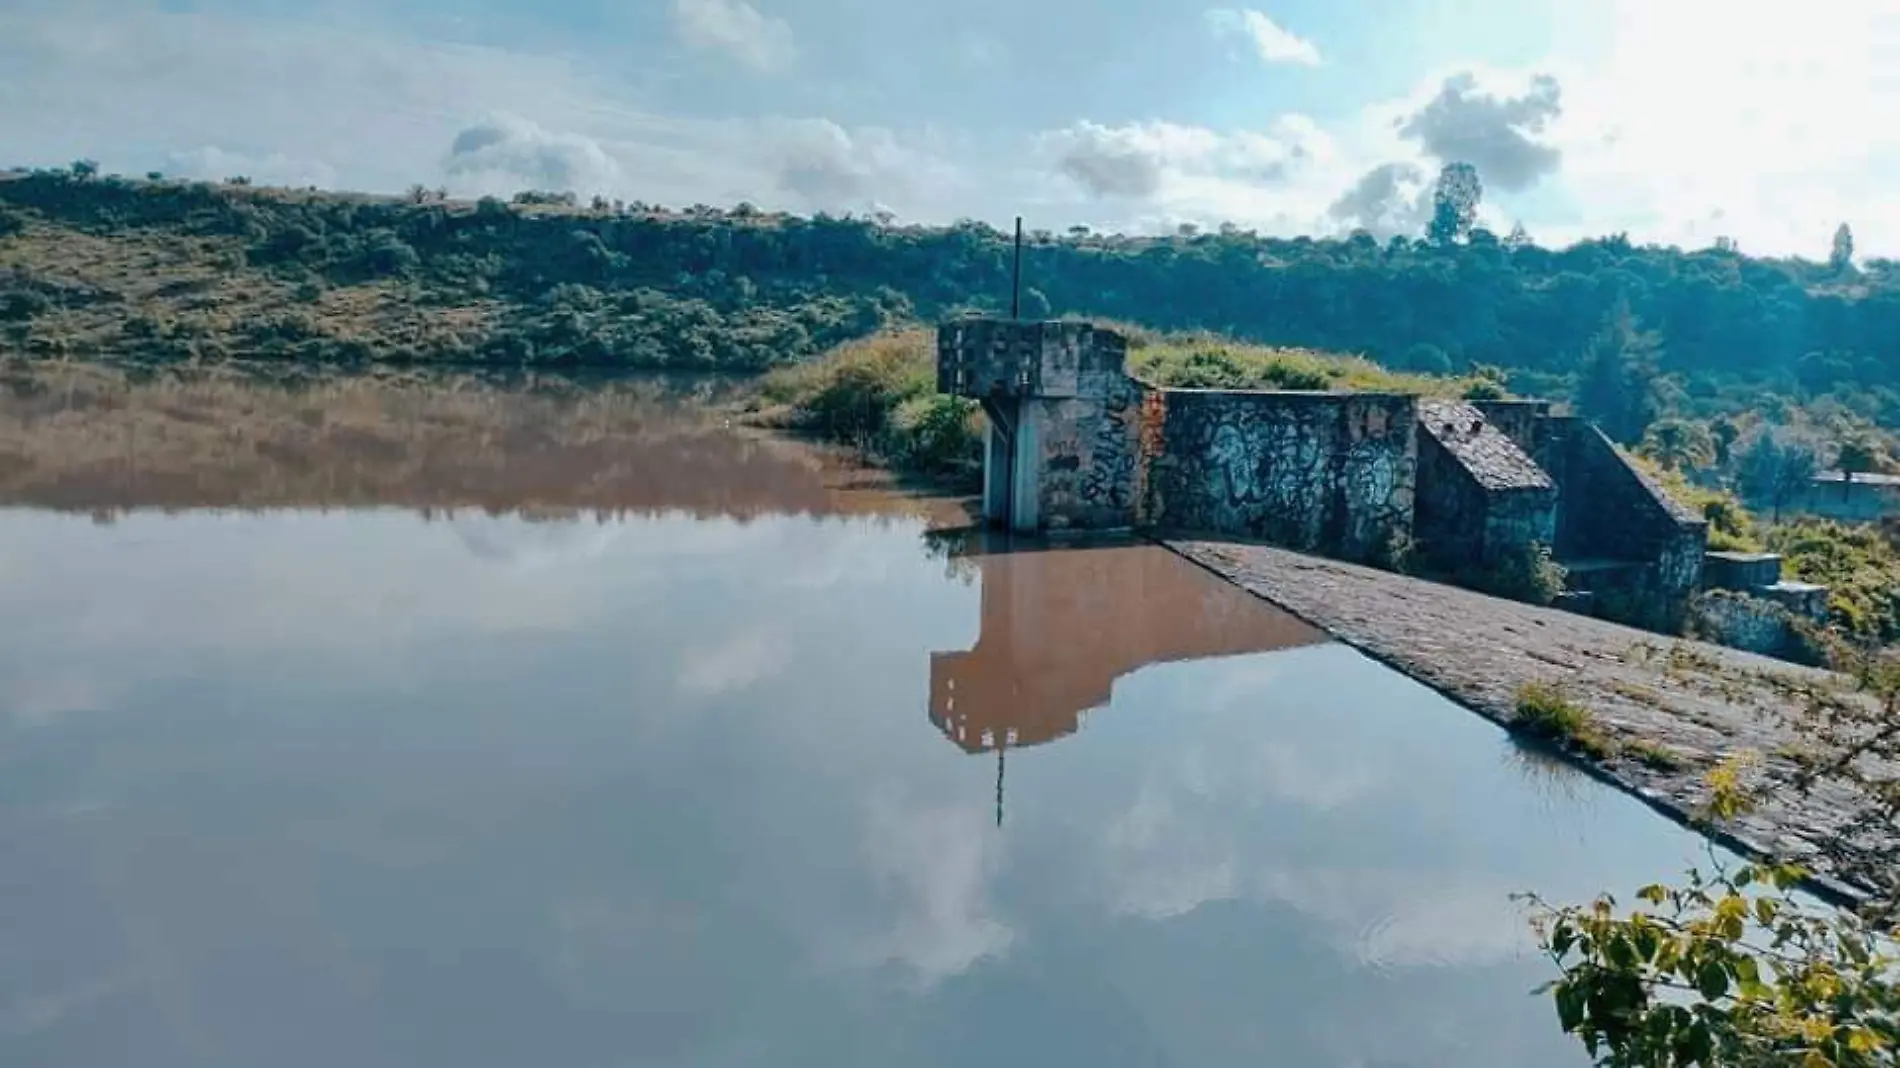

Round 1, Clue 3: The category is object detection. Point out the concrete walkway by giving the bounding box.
[1165,538,1894,905]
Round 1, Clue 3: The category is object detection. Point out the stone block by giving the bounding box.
[1702,551,1783,591]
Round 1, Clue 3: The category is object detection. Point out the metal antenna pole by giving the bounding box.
[1010,216,1024,320]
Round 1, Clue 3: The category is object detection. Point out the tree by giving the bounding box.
[70,159,99,180]
[1711,416,1742,469]
[1427,162,1482,246]
[1832,223,1856,274]
[1838,434,1883,480]
[1735,425,1821,521]
[1641,418,1717,473]
[1578,297,1665,443]
[1505,222,1533,250]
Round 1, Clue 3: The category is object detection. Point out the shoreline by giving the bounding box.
[1159,536,1889,907]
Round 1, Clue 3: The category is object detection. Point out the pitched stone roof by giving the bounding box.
[1418,399,1554,492]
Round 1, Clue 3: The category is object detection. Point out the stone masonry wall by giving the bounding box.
[1539,416,1708,630]
[1032,374,1153,532]
[1144,390,1417,562]
[1415,399,1557,570]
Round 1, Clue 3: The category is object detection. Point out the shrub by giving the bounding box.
[1513,681,1614,759]
[759,329,935,444]
[1472,541,1567,605]
[888,394,983,486]
[1766,518,1900,643]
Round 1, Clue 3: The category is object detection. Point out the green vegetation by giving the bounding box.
[1624,738,1687,773]
[0,168,1898,474]
[1766,520,1900,645]
[1513,681,1615,760]
[1523,749,1899,1068]
[1470,541,1569,606]
[752,325,1485,489]
[1124,331,1485,395]
[754,330,983,489]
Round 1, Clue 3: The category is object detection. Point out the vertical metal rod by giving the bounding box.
[1010,215,1024,320]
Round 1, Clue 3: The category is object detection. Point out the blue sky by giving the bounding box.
[2,0,1894,256]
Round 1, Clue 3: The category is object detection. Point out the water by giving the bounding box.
[0,376,1722,1068]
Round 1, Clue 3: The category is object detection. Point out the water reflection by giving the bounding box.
[0,361,965,525]
[926,531,1325,825]
[0,378,1739,1068]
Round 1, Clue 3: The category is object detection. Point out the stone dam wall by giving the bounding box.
[937,317,1710,633]
[1145,391,1417,562]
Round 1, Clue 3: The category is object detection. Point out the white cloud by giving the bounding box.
[3,1,1898,255]
[1205,8,1321,67]
[444,113,622,196]
[1042,116,1352,235]
[672,0,796,74]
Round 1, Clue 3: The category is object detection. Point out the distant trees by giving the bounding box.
[3,166,1900,474]
[70,160,99,180]
[1832,222,1856,273]
[1577,297,1665,443]
[1736,424,1822,520]
[1837,433,1885,481]
[1427,162,1482,246]
[1640,417,1716,472]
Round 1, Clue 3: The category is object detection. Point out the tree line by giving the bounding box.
[2,163,1897,465]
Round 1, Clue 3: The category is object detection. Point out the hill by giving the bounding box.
[2,166,1897,460]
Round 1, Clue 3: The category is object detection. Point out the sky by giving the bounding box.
[1,0,1897,257]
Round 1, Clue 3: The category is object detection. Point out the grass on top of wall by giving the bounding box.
[1124,331,1490,397]
[749,324,1484,490]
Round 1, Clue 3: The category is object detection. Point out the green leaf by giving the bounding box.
[1697,959,1730,1000]
[1638,883,1668,905]
[1555,984,1585,1033]
[1755,897,1781,927]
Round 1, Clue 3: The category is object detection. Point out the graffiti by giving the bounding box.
[1077,378,1140,515]
[1149,394,1412,557]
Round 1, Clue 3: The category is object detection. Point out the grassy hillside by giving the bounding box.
[2,166,1895,467]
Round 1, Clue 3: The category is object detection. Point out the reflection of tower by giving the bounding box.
[927,534,1328,826]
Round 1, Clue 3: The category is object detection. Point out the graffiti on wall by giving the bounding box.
[1152,393,1415,559]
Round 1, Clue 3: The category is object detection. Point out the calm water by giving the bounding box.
[0,385,1721,1068]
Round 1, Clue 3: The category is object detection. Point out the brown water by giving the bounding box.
[0,372,1720,1068]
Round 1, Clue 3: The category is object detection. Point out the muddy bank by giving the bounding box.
[1166,538,1895,905]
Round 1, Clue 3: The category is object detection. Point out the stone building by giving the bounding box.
[936,317,1709,633]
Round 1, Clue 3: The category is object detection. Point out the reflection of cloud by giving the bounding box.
[4,673,114,727]
[450,516,628,570]
[1103,785,1238,920]
[856,801,1012,985]
[0,971,137,1041]
[1255,868,1535,969]
[675,629,791,698]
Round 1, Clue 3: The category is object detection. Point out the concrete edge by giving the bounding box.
[1153,536,1870,912]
